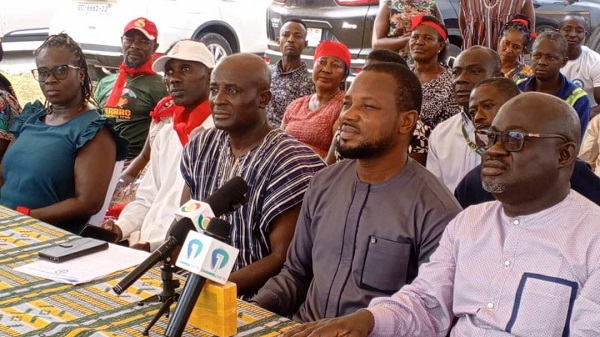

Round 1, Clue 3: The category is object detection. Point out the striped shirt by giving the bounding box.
[180,128,326,271]
[368,191,600,336]
[461,0,525,50]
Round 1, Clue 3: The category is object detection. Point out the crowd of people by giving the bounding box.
[1,6,600,335]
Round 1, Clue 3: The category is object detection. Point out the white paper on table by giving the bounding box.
[14,243,150,285]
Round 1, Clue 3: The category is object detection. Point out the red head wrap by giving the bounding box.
[411,14,448,40]
[313,40,351,68]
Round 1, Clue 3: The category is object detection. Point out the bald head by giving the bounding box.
[457,46,502,75]
[499,92,581,146]
[209,53,273,134]
[452,46,502,109]
[215,53,271,91]
[482,92,579,213]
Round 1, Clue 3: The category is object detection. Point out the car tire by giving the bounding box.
[197,32,233,63]
[87,65,108,82]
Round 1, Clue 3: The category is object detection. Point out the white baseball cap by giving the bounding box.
[152,40,216,72]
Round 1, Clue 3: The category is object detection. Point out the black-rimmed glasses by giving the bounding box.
[31,64,80,82]
[121,36,154,48]
[474,129,568,152]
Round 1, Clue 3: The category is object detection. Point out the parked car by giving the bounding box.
[0,1,55,50]
[266,0,600,79]
[265,0,463,79]
[534,0,600,51]
[49,0,271,80]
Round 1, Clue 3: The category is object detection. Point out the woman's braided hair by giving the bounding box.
[500,14,533,53]
[34,33,95,105]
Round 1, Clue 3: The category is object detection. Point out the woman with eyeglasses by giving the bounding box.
[281,41,351,158]
[0,33,128,234]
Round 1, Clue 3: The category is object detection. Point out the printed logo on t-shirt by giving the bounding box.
[104,87,138,120]
[573,78,585,89]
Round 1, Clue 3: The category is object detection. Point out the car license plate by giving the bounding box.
[77,2,111,15]
[307,28,322,47]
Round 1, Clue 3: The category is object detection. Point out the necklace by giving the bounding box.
[482,0,501,10]
[47,101,87,116]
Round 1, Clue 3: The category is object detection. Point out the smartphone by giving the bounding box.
[39,238,109,263]
[80,225,119,243]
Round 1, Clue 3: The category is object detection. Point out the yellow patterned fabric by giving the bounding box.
[0,206,296,336]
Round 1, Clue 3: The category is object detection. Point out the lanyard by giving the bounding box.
[462,122,483,156]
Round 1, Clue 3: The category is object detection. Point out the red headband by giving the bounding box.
[509,18,536,38]
[511,18,530,28]
[411,14,447,40]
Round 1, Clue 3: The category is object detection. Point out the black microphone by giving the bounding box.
[203,176,248,216]
[112,177,247,295]
[165,218,232,337]
[112,218,195,295]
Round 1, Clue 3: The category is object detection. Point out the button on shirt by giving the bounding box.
[368,191,600,336]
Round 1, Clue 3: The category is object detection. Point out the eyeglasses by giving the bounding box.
[31,64,81,82]
[474,129,568,152]
[121,36,154,48]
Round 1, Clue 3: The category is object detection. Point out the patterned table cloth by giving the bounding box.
[0,207,296,337]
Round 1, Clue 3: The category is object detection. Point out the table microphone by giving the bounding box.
[112,217,194,295]
[112,176,247,295]
[165,218,233,337]
[175,176,248,231]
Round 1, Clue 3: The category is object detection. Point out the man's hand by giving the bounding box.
[101,219,123,242]
[131,242,151,252]
[279,309,374,337]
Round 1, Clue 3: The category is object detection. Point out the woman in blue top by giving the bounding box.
[0,33,128,234]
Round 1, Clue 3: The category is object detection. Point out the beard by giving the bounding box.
[337,135,394,159]
[482,180,506,194]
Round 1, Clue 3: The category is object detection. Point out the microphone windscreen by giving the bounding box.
[167,218,196,242]
[205,218,232,242]
[205,176,248,217]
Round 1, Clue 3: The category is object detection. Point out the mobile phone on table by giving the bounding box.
[38,237,109,263]
[80,224,119,243]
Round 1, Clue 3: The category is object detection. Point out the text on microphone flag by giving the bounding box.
[176,230,239,284]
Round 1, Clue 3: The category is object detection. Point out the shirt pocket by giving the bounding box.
[506,272,578,337]
[359,235,413,294]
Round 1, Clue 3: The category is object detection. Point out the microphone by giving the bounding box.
[112,176,247,295]
[175,176,248,231]
[112,218,194,295]
[165,218,235,337]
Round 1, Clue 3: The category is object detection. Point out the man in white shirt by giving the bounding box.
[426,46,502,192]
[101,40,215,251]
[559,14,600,118]
[278,92,600,337]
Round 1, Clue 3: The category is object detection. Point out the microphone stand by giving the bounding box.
[138,256,180,336]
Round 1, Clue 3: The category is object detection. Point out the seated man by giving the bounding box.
[94,18,167,160]
[101,40,215,251]
[559,14,600,118]
[456,77,600,207]
[426,46,503,192]
[180,53,326,298]
[281,92,600,336]
[518,31,590,141]
[251,62,461,322]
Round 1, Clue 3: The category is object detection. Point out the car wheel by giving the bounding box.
[87,65,108,82]
[197,33,233,63]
